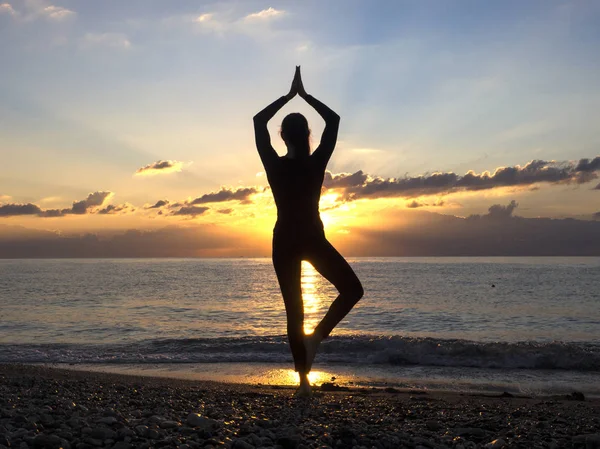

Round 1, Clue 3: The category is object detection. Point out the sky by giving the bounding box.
[1,0,599,257]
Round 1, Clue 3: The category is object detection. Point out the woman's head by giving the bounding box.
[281,113,311,158]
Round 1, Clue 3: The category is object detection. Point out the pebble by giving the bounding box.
[1,365,600,449]
[186,413,219,430]
[97,417,118,425]
[159,420,180,429]
[232,440,254,449]
[88,427,116,440]
[425,420,442,431]
[484,439,506,449]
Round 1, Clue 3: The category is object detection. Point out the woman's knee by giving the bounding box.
[340,279,364,303]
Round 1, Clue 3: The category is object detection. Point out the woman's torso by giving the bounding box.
[267,156,325,234]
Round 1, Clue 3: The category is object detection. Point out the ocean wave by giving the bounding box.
[1,335,599,371]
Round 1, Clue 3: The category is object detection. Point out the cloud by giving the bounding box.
[487,200,519,219]
[244,7,284,21]
[82,32,131,49]
[217,208,233,215]
[0,225,254,258]
[345,209,600,257]
[146,200,169,209]
[0,191,133,218]
[594,183,600,190]
[190,187,258,205]
[594,212,600,220]
[135,160,183,176]
[325,157,600,201]
[42,5,75,20]
[97,204,135,215]
[0,3,16,15]
[71,191,113,214]
[406,199,445,209]
[0,194,12,202]
[195,13,213,23]
[172,206,210,217]
[324,171,369,189]
[0,203,42,217]
[193,7,285,36]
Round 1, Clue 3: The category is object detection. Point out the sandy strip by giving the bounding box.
[1,364,599,449]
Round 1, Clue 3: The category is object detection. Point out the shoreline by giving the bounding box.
[1,364,599,448]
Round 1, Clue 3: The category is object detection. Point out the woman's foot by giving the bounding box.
[294,373,313,398]
[304,331,322,373]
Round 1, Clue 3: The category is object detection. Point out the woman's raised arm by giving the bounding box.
[296,70,340,167]
[253,69,298,170]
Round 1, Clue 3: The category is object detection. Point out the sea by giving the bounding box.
[1,257,599,397]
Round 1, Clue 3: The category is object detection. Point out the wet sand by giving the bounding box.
[1,364,599,449]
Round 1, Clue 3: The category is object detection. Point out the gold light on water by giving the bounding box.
[301,261,321,334]
[277,368,333,386]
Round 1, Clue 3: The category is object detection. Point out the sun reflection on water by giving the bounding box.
[301,261,321,335]
[273,369,335,386]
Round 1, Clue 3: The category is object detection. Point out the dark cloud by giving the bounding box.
[38,209,65,218]
[97,204,135,215]
[325,157,600,201]
[218,208,234,214]
[172,206,210,217]
[147,200,169,209]
[0,225,256,258]
[190,187,258,205]
[575,157,600,172]
[342,210,600,256]
[135,160,183,176]
[323,170,368,189]
[71,192,112,214]
[406,199,445,209]
[487,200,518,219]
[0,203,42,217]
[0,192,131,218]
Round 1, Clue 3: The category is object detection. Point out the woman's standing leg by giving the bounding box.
[272,235,311,394]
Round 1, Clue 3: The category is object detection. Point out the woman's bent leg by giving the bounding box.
[306,237,364,340]
[272,247,307,374]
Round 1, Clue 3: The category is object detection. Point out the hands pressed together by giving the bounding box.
[285,66,308,100]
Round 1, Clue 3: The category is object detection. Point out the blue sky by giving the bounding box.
[1,0,599,234]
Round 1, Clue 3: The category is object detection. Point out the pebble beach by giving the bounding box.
[1,365,599,449]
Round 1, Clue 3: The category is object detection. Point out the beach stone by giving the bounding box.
[117,428,135,438]
[585,435,600,449]
[112,443,131,449]
[232,439,254,449]
[32,434,62,448]
[413,437,435,447]
[147,429,160,439]
[426,420,442,431]
[454,428,486,438]
[484,439,505,449]
[277,435,301,449]
[186,414,218,430]
[89,427,116,440]
[160,420,180,429]
[97,417,118,425]
[135,425,148,436]
[149,416,165,424]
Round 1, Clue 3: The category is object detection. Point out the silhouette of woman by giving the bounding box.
[253,66,364,396]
